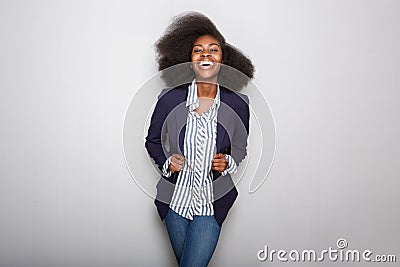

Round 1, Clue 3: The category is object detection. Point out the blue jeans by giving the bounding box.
[164,208,221,267]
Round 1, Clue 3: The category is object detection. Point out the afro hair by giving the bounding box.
[155,12,255,91]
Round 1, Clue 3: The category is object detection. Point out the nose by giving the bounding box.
[200,51,210,58]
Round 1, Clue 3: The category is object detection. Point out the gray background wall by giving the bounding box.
[0,0,399,266]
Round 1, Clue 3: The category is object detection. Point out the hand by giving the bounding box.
[169,154,184,173]
[212,153,228,173]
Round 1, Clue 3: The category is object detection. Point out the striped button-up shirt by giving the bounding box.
[162,80,237,220]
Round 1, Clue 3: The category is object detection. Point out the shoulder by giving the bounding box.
[156,84,190,107]
[220,86,249,109]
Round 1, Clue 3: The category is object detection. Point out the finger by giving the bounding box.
[171,160,183,169]
[171,156,184,166]
[214,153,226,159]
[171,161,183,170]
[215,162,227,167]
[173,154,185,160]
[213,162,227,169]
[169,163,178,172]
[214,160,227,166]
[172,159,184,167]
[212,166,224,172]
[175,154,185,162]
[213,158,226,163]
[173,162,184,169]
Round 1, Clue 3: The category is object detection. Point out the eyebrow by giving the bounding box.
[193,43,220,47]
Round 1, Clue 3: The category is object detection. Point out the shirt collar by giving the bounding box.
[186,79,220,110]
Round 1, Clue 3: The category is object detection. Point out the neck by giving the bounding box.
[196,80,217,98]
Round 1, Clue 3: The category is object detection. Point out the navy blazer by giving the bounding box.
[145,83,249,226]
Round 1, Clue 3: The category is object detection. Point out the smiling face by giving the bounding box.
[191,34,223,83]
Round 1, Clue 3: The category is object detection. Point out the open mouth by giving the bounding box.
[198,61,214,67]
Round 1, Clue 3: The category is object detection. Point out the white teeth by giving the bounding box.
[199,61,213,66]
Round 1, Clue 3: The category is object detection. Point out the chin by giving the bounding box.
[195,74,219,84]
[193,68,221,84]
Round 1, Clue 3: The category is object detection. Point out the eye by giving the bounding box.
[193,48,203,53]
[209,48,218,53]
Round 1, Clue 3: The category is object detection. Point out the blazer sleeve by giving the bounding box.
[145,89,171,171]
[230,94,250,166]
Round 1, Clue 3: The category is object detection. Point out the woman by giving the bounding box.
[145,12,254,266]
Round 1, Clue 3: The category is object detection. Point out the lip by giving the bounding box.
[198,61,214,66]
[196,60,216,70]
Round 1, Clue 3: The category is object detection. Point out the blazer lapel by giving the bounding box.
[175,101,188,155]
